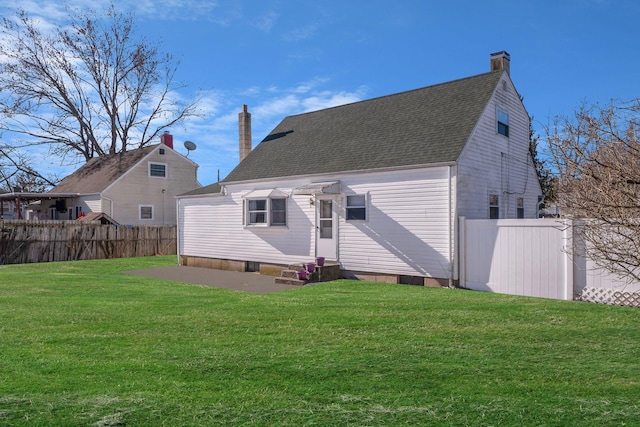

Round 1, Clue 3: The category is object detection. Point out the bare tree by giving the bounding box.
[0,142,57,190]
[548,99,640,282]
[0,4,201,163]
[529,115,556,204]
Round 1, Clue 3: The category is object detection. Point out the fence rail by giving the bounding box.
[0,220,176,265]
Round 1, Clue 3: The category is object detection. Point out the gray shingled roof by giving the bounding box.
[221,71,503,185]
[180,182,222,196]
[50,145,157,194]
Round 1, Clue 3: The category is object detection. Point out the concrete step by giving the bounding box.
[276,261,342,286]
[280,269,300,279]
[274,276,307,286]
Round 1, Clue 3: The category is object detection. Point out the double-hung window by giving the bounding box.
[244,189,288,227]
[516,197,524,219]
[247,199,267,224]
[489,194,499,219]
[149,162,167,177]
[497,109,509,137]
[140,205,154,220]
[346,194,367,220]
[270,198,287,226]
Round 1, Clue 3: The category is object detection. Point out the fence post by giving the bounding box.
[562,219,574,300]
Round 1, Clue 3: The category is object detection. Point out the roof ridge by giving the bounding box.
[219,68,507,185]
[279,70,502,122]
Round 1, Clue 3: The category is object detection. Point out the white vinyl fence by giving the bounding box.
[458,218,640,303]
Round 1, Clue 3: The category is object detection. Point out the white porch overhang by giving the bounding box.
[242,188,289,198]
[292,181,341,195]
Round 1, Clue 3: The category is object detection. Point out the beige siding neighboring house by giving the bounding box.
[42,137,200,225]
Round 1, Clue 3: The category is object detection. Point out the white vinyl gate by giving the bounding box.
[458,218,640,300]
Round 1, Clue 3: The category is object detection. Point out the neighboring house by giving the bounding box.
[0,191,17,219]
[177,52,542,285]
[31,133,199,225]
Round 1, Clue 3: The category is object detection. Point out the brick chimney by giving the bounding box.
[238,104,252,162]
[490,51,510,75]
[160,131,174,149]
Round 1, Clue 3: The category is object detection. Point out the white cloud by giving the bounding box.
[253,10,279,32]
[1,0,224,24]
[283,22,319,42]
[8,78,367,186]
[291,78,329,94]
[301,90,363,112]
[161,80,368,184]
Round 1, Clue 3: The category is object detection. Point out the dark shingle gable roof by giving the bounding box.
[50,145,157,194]
[224,71,502,183]
[180,182,221,196]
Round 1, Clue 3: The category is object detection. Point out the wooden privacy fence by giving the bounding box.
[0,220,176,265]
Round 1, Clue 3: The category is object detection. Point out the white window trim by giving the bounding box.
[243,195,288,227]
[497,108,509,137]
[489,194,499,219]
[270,197,287,226]
[139,205,154,220]
[149,162,167,178]
[345,193,368,221]
[516,197,524,219]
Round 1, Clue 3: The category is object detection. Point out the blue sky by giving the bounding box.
[1,0,639,186]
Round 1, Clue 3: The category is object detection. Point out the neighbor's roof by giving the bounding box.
[222,70,503,184]
[180,182,222,197]
[51,145,157,194]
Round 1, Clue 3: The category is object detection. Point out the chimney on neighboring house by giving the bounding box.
[160,131,174,149]
[238,104,252,162]
[490,51,510,75]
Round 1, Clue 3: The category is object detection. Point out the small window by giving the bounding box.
[270,198,287,226]
[516,197,524,219]
[489,194,499,219]
[149,163,166,177]
[159,148,165,155]
[246,198,287,226]
[247,199,267,224]
[497,109,509,137]
[246,261,260,272]
[140,205,153,220]
[346,194,367,220]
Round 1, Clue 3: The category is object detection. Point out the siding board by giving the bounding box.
[179,167,455,279]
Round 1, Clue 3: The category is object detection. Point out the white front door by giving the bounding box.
[316,197,338,260]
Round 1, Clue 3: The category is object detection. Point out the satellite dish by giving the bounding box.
[184,141,197,156]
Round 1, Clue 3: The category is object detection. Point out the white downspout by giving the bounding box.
[448,165,454,288]
[176,198,181,265]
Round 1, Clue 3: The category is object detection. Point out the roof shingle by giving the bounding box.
[223,71,502,183]
[51,145,157,194]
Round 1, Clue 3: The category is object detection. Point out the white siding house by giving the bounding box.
[178,52,542,285]
[23,134,201,225]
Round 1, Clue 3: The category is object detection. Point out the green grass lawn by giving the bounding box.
[1,256,639,426]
